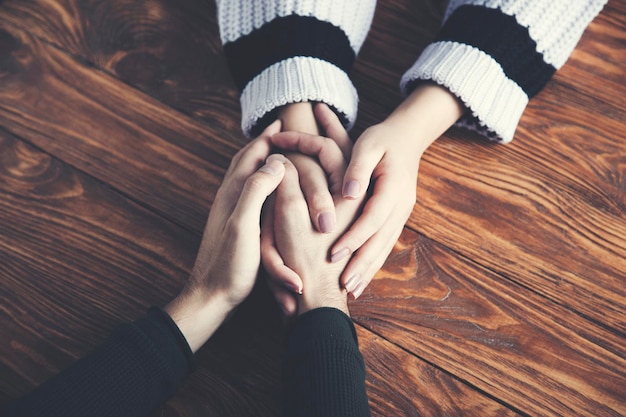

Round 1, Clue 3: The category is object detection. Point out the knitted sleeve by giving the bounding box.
[282,307,371,417]
[401,0,607,142]
[216,0,376,137]
[0,307,194,417]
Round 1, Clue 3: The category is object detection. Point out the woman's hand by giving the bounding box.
[329,82,465,298]
[278,102,352,233]
[166,121,286,352]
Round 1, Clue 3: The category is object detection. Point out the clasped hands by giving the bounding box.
[166,100,423,351]
[165,108,364,352]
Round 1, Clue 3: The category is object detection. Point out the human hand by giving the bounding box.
[262,104,352,315]
[278,102,352,233]
[328,83,465,298]
[165,121,286,352]
[264,159,364,317]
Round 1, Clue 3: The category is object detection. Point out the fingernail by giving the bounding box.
[343,180,360,199]
[267,154,287,164]
[284,281,302,295]
[350,280,367,300]
[259,162,280,175]
[344,273,360,293]
[330,247,350,263]
[318,212,335,233]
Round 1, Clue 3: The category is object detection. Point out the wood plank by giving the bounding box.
[408,88,626,333]
[0,128,190,374]
[0,21,237,233]
[351,230,626,417]
[351,0,446,129]
[556,0,626,109]
[0,0,241,134]
[0,131,517,415]
[357,327,518,417]
[1,1,624,415]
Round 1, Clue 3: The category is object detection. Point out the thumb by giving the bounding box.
[232,155,286,226]
[342,139,383,199]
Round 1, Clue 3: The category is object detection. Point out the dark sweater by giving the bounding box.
[283,308,370,417]
[0,307,369,417]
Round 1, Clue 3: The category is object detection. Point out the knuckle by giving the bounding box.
[345,233,368,251]
[308,191,332,210]
[282,195,308,214]
[321,136,340,151]
[224,217,244,236]
[243,174,266,193]
[362,208,385,228]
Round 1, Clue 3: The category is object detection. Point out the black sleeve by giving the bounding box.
[1,307,194,417]
[282,307,371,417]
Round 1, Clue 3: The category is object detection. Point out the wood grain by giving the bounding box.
[556,0,626,110]
[0,21,237,233]
[352,231,626,416]
[1,0,624,416]
[358,326,519,417]
[409,85,626,332]
[0,130,519,416]
[0,0,244,138]
[0,128,284,416]
[0,128,192,386]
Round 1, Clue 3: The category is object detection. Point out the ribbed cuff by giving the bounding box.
[241,56,358,137]
[401,41,529,142]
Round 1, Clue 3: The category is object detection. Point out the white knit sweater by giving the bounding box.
[217,0,606,142]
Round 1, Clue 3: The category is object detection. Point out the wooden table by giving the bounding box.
[1,1,624,415]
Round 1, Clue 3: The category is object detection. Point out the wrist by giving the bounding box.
[164,287,233,353]
[297,284,349,317]
[384,82,465,154]
[278,102,319,135]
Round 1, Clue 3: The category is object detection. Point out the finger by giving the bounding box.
[289,155,337,233]
[262,118,283,137]
[342,140,384,199]
[225,120,281,178]
[231,155,287,227]
[275,158,308,215]
[314,103,352,157]
[266,279,298,318]
[274,159,318,239]
[261,197,303,294]
[271,132,347,194]
[330,173,396,260]
[341,221,402,300]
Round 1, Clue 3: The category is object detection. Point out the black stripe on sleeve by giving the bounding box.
[223,14,356,91]
[437,5,556,97]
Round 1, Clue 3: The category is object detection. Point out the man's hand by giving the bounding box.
[166,121,286,352]
[264,159,364,317]
[262,104,352,315]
